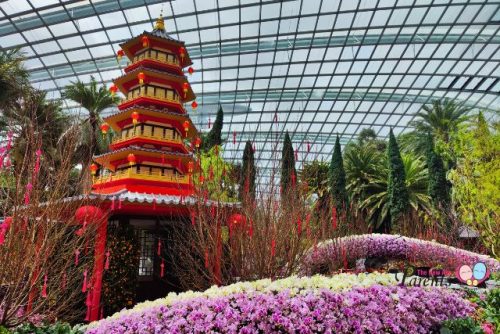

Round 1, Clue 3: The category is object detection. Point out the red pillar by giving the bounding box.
[89,216,108,321]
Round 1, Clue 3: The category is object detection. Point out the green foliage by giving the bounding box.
[197,146,238,201]
[426,134,450,210]
[329,135,348,213]
[387,129,409,229]
[0,48,28,111]
[201,106,224,152]
[448,113,500,257]
[299,159,330,204]
[12,322,83,334]
[239,141,256,202]
[439,317,483,334]
[0,326,10,334]
[280,131,296,200]
[102,222,140,317]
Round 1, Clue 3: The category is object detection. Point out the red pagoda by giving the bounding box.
[74,15,236,322]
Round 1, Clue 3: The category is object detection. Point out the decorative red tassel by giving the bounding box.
[74,249,80,266]
[204,249,209,269]
[190,211,196,226]
[24,183,33,205]
[332,207,337,230]
[160,259,165,277]
[157,240,161,256]
[271,239,276,258]
[233,131,236,145]
[41,274,47,298]
[118,197,123,209]
[82,269,87,293]
[297,217,302,236]
[34,149,41,175]
[105,250,110,270]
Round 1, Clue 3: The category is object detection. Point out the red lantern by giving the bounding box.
[188,66,194,75]
[182,82,189,98]
[90,163,98,176]
[187,161,194,173]
[137,72,145,85]
[131,111,140,125]
[117,49,125,61]
[109,84,118,96]
[127,153,136,166]
[194,137,201,149]
[100,122,110,135]
[75,206,105,225]
[191,100,198,110]
[183,120,190,137]
[179,47,186,62]
[141,36,149,47]
[229,213,245,226]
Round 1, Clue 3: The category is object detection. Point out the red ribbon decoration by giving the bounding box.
[82,269,88,293]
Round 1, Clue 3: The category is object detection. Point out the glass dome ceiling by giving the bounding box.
[1,0,499,192]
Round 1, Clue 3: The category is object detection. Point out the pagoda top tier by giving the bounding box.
[119,15,193,68]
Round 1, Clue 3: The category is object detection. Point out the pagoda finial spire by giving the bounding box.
[155,10,165,31]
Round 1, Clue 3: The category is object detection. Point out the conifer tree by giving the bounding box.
[239,141,256,202]
[329,135,348,214]
[280,131,296,200]
[426,134,450,209]
[387,129,409,230]
[202,105,224,151]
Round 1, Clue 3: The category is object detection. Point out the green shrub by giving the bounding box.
[439,317,482,334]
[12,322,83,334]
[0,326,11,334]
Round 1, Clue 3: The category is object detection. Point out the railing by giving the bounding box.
[132,52,179,68]
[113,130,183,145]
[93,168,190,185]
[122,89,181,105]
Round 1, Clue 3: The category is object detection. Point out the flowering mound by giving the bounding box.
[86,285,473,334]
[299,234,500,275]
[96,273,396,324]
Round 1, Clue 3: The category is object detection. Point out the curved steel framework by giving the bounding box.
[1,0,499,192]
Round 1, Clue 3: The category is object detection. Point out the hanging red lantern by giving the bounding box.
[117,49,125,61]
[127,153,136,166]
[187,66,194,75]
[187,161,194,173]
[100,122,110,135]
[90,163,98,176]
[194,137,202,149]
[191,100,198,110]
[182,82,189,98]
[141,36,149,47]
[179,47,186,63]
[137,72,145,85]
[109,84,118,96]
[131,111,140,125]
[183,120,190,137]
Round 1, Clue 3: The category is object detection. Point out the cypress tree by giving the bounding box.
[426,134,450,209]
[239,141,256,202]
[202,105,224,151]
[280,131,296,200]
[329,135,348,214]
[387,129,409,229]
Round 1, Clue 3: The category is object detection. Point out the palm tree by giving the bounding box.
[63,77,119,170]
[0,49,29,114]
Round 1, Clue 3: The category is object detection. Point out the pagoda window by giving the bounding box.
[146,86,154,97]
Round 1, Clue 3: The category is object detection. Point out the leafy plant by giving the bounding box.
[201,105,224,152]
[440,317,483,334]
[12,322,83,334]
[387,129,409,230]
[280,131,296,201]
[329,135,348,215]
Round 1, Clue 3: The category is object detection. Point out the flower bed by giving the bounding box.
[96,273,396,325]
[86,285,473,334]
[299,234,500,276]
